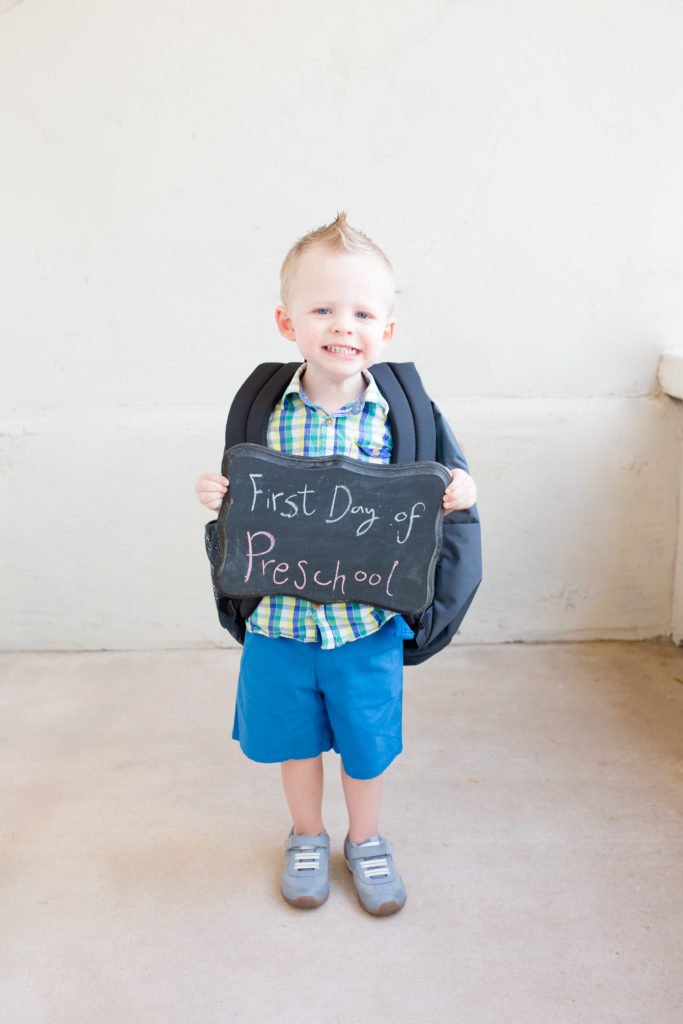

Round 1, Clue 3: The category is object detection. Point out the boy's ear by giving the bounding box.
[382,318,397,345]
[275,306,297,342]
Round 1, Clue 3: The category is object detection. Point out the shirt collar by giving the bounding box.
[283,363,389,415]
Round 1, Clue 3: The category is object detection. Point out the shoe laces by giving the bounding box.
[355,838,390,880]
[292,845,321,872]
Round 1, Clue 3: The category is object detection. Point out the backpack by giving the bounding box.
[205,361,482,665]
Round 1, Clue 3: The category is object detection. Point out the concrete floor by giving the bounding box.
[1,642,682,1024]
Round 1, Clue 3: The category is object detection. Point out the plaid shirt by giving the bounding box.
[246,365,409,648]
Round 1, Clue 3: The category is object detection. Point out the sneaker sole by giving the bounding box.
[281,889,329,910]
[355,894,406,916]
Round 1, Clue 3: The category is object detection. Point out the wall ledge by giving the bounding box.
[658,351,683,400]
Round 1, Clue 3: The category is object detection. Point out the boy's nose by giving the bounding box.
[332,322,353,335]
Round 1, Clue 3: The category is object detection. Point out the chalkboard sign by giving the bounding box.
[212,443,451,615]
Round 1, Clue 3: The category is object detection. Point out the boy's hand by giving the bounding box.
[195,472,229,512]
[443,468,477,512]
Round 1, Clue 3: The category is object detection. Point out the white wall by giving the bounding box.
[2,0,682,649]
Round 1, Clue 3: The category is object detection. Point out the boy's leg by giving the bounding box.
[280,755,330,909]
[281,754,325,835]
[340,762,406,916]
[340,763,382,843]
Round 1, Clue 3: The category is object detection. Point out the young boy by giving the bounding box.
[196,213,477,916]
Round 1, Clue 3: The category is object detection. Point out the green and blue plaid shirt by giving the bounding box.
[246,365,409,648]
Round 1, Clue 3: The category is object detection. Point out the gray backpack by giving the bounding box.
[205,361,482,665]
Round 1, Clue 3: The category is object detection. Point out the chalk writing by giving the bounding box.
[213,444,450,615]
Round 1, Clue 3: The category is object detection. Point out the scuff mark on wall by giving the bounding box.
[620,458,652,474]
[544,585,586,612]
[0,0,23,14]
[0,423,38,479]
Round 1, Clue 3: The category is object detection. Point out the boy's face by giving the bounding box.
[275,247,396,384]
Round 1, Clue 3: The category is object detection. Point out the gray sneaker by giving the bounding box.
[280,830,330,909]
[344,834,407,916]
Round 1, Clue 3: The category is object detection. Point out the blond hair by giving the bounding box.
[280,211,395,310]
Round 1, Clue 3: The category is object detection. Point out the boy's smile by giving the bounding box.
[275,246,396,404]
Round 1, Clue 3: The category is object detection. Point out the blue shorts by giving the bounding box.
[232,617,411,780]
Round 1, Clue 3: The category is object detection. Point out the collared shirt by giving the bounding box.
[246,365,410,649]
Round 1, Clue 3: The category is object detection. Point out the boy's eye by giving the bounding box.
[313,308,331,315]
[356,311,372,320]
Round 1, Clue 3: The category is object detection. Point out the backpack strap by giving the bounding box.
[225,362,302,450]
[388,362,437,463]
[368,363,415,462]
[221,361,302,629]
[371,362,437,463]
[245,362,303,444]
